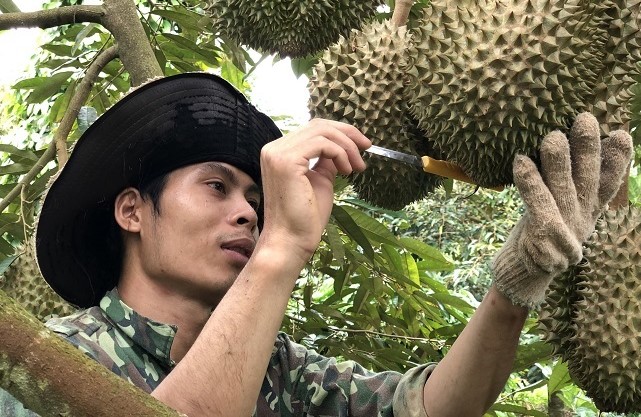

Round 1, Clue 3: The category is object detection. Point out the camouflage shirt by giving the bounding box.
[2,288,435,416]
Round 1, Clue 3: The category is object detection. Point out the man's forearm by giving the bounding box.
[151,245,304,417]
[423,285,528,417]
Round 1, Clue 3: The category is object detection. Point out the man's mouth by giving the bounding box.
[221,238,255,259]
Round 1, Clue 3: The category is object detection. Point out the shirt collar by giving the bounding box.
[99,288,177,368]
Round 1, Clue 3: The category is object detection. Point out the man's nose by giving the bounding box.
[230,199,258,228]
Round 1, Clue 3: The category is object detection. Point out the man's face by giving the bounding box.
[136,161,261,305]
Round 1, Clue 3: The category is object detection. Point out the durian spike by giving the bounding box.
[421,156,504,191]
[391,0,414,27]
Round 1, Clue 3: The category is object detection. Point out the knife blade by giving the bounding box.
[364,145,504,191]
[364,145,423,168]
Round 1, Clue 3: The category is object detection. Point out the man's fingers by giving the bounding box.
[568,112,601,210]
[513,155,560,223]
[304,120,370,172]
[540,131,578,221]
[598,129,633,207]
[308,118,372,150]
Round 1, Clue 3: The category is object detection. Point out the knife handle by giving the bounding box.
[421,156,504,191]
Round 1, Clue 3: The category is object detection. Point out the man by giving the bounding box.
[3,72,633,416]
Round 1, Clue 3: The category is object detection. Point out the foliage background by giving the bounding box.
[0,0,641,415]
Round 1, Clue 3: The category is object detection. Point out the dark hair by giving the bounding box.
[103,172,171,285]
[138,172,171,215]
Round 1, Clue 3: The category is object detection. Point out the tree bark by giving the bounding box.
[54,45,119,167]
[0,6,104,30]
[391,0,414,27]
[0,1,167,416]
[101,0,162,85]
[0,290,184,417]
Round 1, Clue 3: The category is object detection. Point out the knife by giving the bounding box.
[365,145,504,191]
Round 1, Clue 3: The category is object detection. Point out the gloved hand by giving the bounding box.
[492,112,633,308]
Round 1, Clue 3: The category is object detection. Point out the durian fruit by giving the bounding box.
[309,19,441,210]
[539,206,641,413]
[205,0,382,58]
[0,242,75,321]
[404,0,641,188]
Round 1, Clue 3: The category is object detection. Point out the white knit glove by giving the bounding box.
[492,112,633,308]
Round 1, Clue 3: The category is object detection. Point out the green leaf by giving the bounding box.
[342,198,407,219]
[303,284,313,308]
[0,213,20,228]
[403,252,420,286]
[0,145,38,163]
[398,237,454,272]
[487,403,547,417]
[220,59,247,91]
[49,78,76,123]
[41,43,74,57]
[12,77,46,89]
[0,162,31,175]
[161,33,219,66]
[77,106,98,134]
[290,55,319,78]
[429,293,474,312]
[548,360,572,398]
[0,253,18,275]
[512,341,553,372]
[26,71,75,103]
[324,223,345,262]
[152,8,203,33]
[340,205,399,247]
[72,23,101,55]
[331,204,375,260]
[332,265,348,298]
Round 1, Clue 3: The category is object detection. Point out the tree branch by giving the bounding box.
[0,5,104,30]
[391,0,414,27]
[0,45,119,213]
[55,45,119,167]
[0,146,55,214]
[101,0,162,85]
[0,290,185,417]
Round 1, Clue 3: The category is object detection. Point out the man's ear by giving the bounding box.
[114,187,145,233]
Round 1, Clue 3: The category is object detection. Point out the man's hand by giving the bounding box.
[259,118,371,265]
[492,112,632,308]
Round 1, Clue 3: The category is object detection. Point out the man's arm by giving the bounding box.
[151,119,371,417]
[424,286,527,417]
[422,113,632,417]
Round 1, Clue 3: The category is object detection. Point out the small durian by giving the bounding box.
[205,0,382,58]
[309,19,441,209]
[539,206,641,413]
[404,0,641,187]
[0,243,75,321]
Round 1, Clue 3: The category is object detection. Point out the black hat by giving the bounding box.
[35,72,282,308]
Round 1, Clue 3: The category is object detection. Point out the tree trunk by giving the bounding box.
[0,290,184,417]
[101,0,162,85]
[0,0,167,414]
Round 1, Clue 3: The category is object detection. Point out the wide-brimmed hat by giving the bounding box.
[35,72,282,308]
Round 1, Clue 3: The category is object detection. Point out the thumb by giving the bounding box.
[598,129,633,207]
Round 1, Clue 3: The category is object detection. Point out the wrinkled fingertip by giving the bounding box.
[571,112,600,137]
[540,130,569,155]
[606,130,633,154]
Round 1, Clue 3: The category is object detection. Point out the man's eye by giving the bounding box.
[209,181,225,193]
[248,200,260,211]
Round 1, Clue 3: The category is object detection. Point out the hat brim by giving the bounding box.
[35,73,281,308]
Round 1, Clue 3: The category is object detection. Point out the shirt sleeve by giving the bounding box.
[0,388,41,417]
[273,333,436,417]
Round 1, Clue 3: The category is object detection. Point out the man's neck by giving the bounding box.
[117,277,216,364]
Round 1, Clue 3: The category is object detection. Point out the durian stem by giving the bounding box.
[391,0,414,27]
[421,156,504,191]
